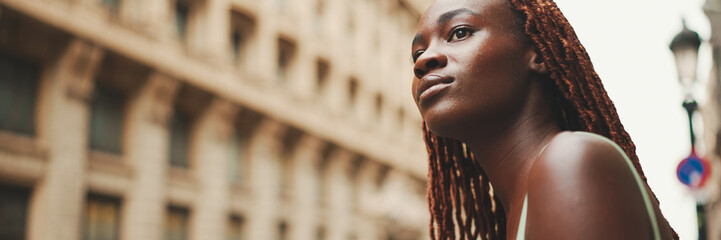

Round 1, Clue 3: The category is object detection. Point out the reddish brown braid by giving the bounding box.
[424,0,679,239]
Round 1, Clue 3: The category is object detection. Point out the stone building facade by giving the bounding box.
[0,0,433,240]
[703,0,721,239]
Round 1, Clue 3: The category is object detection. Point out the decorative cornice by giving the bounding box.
[146,72,180,125]
[206,98,239,142]
[62,39,104,102]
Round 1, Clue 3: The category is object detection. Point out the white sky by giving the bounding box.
[552,0,713,239]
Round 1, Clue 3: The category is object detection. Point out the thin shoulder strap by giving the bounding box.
[516,195,528,240]
[572,132,660,239]
[516,132,661,239]
[516,139,550,240]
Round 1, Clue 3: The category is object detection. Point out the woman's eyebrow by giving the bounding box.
[412,8,479,47]
[412,34,424,47]
[437,8,479,25]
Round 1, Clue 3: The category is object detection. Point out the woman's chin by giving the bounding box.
[423,111,467,140]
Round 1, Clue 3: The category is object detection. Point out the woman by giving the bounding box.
[410,0,678,239]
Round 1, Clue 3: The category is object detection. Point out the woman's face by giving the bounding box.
[411,0,537,138]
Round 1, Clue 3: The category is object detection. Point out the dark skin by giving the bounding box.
[411,0,674,238]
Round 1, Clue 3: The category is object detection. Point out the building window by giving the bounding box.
[175,0,190,40]
[316,226,325,240]
[347,78,359,108]
[315,59,329,93]
[228,129,249,183]
[316,164,326,205]
[100,0,121,13]
[169,111,191,168]
[89,84,126,154]
[229,110,261,183]
[230,12,255,68]
[374,93,384,121]
[349,157,362,210]
[375,165,391,188]
[231,30,241,59]
[279,129,301,197]
[0,52,39,136]
[279,156,292,197]
[317,145,333,205]
[0,185,30,240]
[227,215,244,240]
[83,194,121,240]
[277,38,296,83]
[165,206,190,240]
[277,222,288,240]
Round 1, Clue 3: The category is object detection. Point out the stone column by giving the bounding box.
[198,0,230,63]
[356,160,382,240]
[118,0,165,36]
[288,136,324,240]
[322,0,348,116]
[324,149,355,240]
[292,0,315,103]
[140,0,173,42]
[245,119,285,240]
[249,0,277,86]
[190,99,238,240]
[121,72,180,240]
[28,39,104,240]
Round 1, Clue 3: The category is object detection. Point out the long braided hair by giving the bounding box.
[423,0,678,239]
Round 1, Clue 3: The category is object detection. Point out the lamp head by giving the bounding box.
[670,19,702,89]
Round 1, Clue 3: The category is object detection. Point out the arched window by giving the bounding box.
[229,11,255,71]
[277,38,297,83]
[0,52,39,136]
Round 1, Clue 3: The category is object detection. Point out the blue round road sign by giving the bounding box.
[677,153,710,188]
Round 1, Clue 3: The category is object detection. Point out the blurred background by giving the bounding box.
[0,0,718,239]
[0,0,429,239]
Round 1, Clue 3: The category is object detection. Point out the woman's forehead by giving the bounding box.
[419,0,508,27]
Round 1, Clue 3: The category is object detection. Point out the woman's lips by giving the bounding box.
[416,75,454,104]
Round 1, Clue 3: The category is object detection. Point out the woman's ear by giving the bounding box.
[528,49,549,74]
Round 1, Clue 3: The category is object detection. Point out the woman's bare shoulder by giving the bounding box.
[535,131,625,168]
[524,131,660,239]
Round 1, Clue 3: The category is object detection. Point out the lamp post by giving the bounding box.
[670,20,709,240]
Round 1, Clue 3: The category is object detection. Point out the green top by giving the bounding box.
[515,132,661,240]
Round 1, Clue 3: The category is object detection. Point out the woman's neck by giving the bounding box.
[466,117,559,214]
[463,82,561,216]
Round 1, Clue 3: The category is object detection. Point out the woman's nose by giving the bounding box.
[414,50,448,79]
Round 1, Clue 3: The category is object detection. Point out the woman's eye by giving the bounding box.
[450,28,472,41]
[412,50,424,63]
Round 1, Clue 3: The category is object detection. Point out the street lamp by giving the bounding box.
[670,19,702,150]
[670,19,709,240]
[670,20,703,95]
